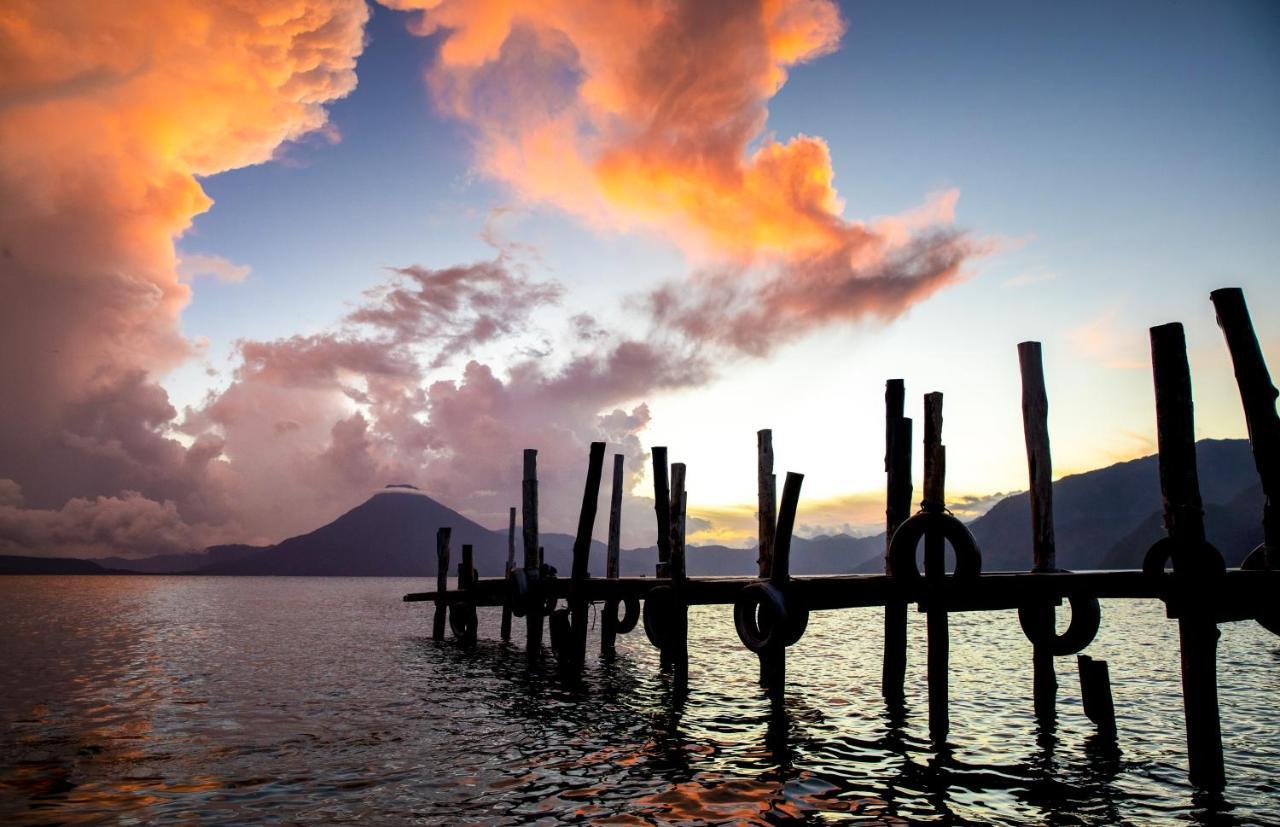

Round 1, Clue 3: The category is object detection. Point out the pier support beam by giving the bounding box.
[1019,342,1059,723]
[602,453,625,659]
[1151,322,1225,791]
[756,430,782,691]
[523,449,543,661]
[432,527,451,641]
[882,380,912,704]
[923,392,950,743]
[501,507,515,642]
[568,442,607,673]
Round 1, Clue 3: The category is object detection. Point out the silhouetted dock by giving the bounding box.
[406,286,1278,793]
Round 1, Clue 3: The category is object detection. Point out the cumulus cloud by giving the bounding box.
[0,0,368,551]
[385,0,984,354]
[177,253,252,284]
[184,258,707,543]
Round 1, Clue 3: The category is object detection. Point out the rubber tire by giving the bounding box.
[1241,544,1280,636]
[449,602,477,640]
[507,568,532,618]
[642,586,681,650]
[887,512,983,583]
[733,582,809,652]
[609,595,640,634]
[1018,594,1101,656]
[1142,535,1226,579]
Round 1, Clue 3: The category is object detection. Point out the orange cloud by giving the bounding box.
[387,0,983,352]
[0,0,367,531]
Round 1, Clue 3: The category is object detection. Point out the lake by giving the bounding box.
[1,576,1277,824]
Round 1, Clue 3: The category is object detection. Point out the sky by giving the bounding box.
[1,0,1277,557]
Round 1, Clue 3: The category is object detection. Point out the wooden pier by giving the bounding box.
[406,287,1279,792]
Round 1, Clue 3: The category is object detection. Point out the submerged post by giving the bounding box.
[523,449,542,660]
[1151,322,1224,791]
[569,442,607,672]
[602,453,625,659]
[653,447,672,578]
[882,380,912,703]
[1211,288,1279,567]
[501,506,516,642]
[1019,342,1059,723]
[923,391,950,742]
[757,430,782,689]
[433,527,452,641]
[1077,655,1117,737]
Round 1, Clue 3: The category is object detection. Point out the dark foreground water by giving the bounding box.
[1,577,1278,825]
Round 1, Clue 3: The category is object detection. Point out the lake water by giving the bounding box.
[0,576,1277,825]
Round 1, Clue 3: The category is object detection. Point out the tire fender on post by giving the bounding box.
[887,511,983,582]
[733,582,809,653]
[1018,592,1101,656]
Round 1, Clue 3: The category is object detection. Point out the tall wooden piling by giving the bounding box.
[602,453,625,659]
[1151,322,1225,791]
[667,462,689,674]
[653,447,672,578]
[433,527,451,641]
[569,442,607,672]
[883,380,912,703]
[501,507,516,642]
[923,392,950,742]
[763,471,804,695]
[523,449,543,660]
[1211,288,1279,567]
[757,430,783,689]
[1019,342,1059,723]
[457,543,477,645]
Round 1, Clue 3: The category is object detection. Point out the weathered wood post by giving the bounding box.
[1211,288,1279,568]
[569,442,607,672]
[923,391,950,742]
[1151,322,1225,791]
[882,380,912,703]
[763,471,804,696]
[455,543,477,645]
[757,430,782,689]
[653,447,672,578]
[523,449,543,660]
[602,453,625,659]
[667,462,689,675]
[432,527,451,641]
[1077,655,1116,737]
[500,506,516,642]
[1019,342,1059,723]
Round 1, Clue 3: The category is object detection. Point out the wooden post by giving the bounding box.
[757,430,783,688]
[1210,288,1279,567]
[456,543,477,645]
[602,453,625,659]
[653,447,671,578]
[883,380,912,702]
[522,449,542,660]
[923,391,950,742]
[1151,322,1224,791]
[1019,342,1059,724]
[762,472,804,696]
[501,506,516,642]
[1077,655,1116,737]
[569,442,607,672]
[432,527,451,641]
[667,462,688,675]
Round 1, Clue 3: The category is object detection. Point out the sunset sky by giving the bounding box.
[1,0,1277,556]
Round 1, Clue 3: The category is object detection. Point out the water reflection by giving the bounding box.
[1,577,1278,825]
